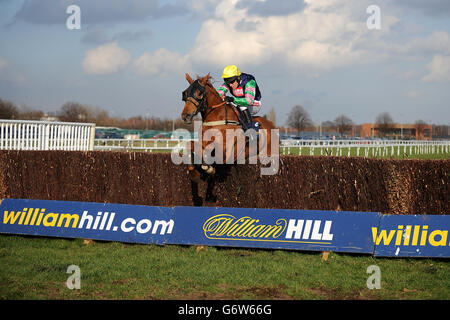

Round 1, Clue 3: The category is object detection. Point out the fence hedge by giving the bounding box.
[0,151,448,214]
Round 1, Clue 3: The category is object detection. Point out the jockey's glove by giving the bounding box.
[224,96,234,103]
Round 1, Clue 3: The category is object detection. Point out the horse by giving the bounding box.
[180,73,278,184]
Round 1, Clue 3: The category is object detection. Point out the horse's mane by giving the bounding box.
[196,75,222,100]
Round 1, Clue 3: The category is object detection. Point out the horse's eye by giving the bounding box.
[195,90,203,99]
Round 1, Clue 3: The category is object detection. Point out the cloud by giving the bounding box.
[187,0,450,82]
[405,90,422,99]
[112,30,153,42]
[395,0,450,18]
[422,54,450,83]
[286,40,362,71]
[81,28,110,44]
[0,57,7,71]
[133,48,191,76]
[82,28,152,44]
[236,0,307,17]
[391,31,450,57]
[188,0,384,75]
[13,0,187,25]
[82,42,131,74]
[185,0,222,19]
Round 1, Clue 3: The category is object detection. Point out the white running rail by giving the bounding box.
[94,137,450,157]
[280,139,450,157]
[0,119,96,151]
[94,138,190,153]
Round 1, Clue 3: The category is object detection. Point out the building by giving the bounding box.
[361,123,432,140]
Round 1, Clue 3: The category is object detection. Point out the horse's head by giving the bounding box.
[181,73,210,124]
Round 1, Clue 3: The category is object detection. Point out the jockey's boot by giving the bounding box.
[240,107,260,132]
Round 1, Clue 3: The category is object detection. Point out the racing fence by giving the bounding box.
[0,119,95,151]
[94,138,189,153]
[1,118,448,158]
[0,150,448,215]
[94,137,450,158]
[279,139,450,157]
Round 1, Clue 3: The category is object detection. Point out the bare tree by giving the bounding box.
[375,112,394,137]
[321,120,336,132]
[0,98,19,119]
[266,107,277,127]
[59,102,92,122]
[18,105,45,120]
[334,114,354,135]
[286,105,312,134]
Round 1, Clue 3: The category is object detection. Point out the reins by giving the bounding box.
[210,101,226,109]
[202,101,241,127]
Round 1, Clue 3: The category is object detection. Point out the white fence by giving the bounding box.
[280,139,450,157]
[94,138,189,153]
[0,119,95,151]
[4,119,447,157]
[94,137,450,157]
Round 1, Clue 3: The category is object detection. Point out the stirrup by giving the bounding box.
[246,121,261,132]
[242,108,261,132]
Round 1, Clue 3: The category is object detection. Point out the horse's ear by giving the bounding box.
[186,73,194,84]
[200,73,210,86]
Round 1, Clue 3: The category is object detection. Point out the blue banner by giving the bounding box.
[373,214,450,258]
[170,206,379,254]
[1,198,449,258]
[0,198,174,244]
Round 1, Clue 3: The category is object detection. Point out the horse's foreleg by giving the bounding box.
[199,139,217,175]
[187,141,204,182]
[187,165,202,183]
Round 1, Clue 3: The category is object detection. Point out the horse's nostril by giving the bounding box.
[182,113,192,123]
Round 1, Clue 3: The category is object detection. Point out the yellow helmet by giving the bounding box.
[221,65,241,78]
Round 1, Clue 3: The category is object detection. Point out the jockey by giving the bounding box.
[217,65,262,130]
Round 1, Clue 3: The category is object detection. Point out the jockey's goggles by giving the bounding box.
[224,76,239,85]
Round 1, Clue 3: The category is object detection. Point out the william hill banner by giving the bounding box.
[0,199,449,258]
[0,198,174,245]
[373,214,450,258]
[170,206,379,254]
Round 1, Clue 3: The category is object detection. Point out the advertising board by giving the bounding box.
[373,214,450,257]
[1,198,449,258]
[170,206,379,254]
[0,198,174,244]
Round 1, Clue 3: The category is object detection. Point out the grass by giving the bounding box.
[1,235,449,300]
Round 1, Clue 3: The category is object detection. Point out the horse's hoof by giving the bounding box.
[201,165,208,171]
[206,166,215,175]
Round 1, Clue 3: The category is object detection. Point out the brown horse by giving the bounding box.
[181,73,278,182]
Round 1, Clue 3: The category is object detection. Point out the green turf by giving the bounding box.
[1,235,449,300]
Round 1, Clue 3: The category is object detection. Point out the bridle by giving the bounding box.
[182,80,207,117]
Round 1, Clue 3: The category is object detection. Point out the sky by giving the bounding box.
[0,0,450,126]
